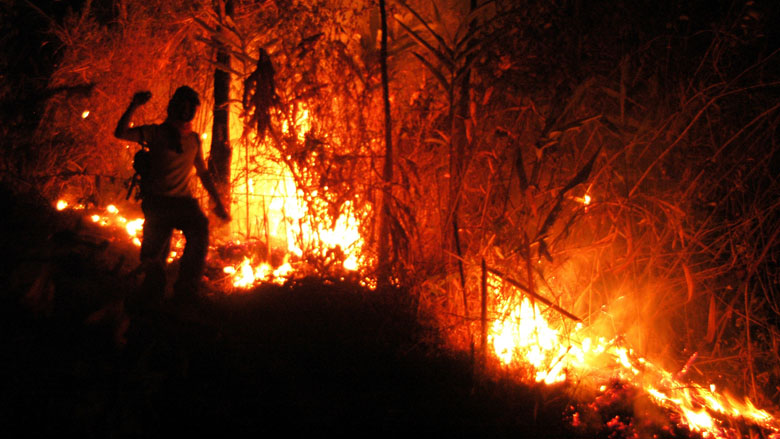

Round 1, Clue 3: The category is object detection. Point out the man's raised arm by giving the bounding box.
[114,91,152,142]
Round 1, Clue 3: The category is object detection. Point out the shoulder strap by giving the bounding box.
[140,127,146,148]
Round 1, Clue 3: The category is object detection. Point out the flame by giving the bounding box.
[212,102,369,289]
[486,273,780,437]
[52,196,779,437]
[223,257,290,288]
[575,193,592,206]
[60,203,154,250]
[125,218,144,241]
[58,90,371,293]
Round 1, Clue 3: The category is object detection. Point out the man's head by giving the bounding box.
[167,86,200,123]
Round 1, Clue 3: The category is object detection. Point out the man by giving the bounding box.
[115,86,230,308]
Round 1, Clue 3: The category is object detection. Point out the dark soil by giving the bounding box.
[0,186,577,438]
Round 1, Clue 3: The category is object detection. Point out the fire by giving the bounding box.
[490,297,565,383]
[52,195,778,437]
[486,273,780,437]
[125,218,144,243]
[81,110,90,119]
[224,257,269,288]
[63,189,340,289]
[59,202,180,253]
[210,102,370,289]
[222,257,292,288]
[574,193,592,206]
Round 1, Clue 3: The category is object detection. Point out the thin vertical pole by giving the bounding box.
[481,258,488,368]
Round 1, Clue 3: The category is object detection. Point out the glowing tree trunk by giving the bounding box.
[208,0,234,198]
[376,0,393,286]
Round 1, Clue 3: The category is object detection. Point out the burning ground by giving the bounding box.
[2,185,778,438]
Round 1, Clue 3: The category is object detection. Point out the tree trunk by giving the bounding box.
[448,0,477,318]
[208,0,234,198]
[376,0,393,287]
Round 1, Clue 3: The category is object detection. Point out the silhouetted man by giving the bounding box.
[115,86,230,308]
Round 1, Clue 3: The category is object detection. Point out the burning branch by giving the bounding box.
[487,266,581,322]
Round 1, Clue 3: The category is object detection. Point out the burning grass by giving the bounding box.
[46,188,780,438]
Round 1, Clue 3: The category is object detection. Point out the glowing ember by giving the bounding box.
[81,110,90,119]
[125,218,144,238]
[62,203,146,246]
[575,193,592,205]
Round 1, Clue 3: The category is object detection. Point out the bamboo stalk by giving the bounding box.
[481,258,488,367]
[487,267,581,322]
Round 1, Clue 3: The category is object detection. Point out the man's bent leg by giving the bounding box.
[173,198,209,300]
[135,201,173,311]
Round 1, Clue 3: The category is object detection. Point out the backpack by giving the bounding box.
[126,147,150,200]
[133,147,151,177]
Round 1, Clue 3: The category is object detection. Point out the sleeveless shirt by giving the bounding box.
[138,124,199,198]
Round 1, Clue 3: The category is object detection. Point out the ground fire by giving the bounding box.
[52,191,780,438]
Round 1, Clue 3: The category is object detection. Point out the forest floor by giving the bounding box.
[0,184,589,438]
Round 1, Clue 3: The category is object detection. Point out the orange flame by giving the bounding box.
[486,273,779,437]
[211,103,369,289]
[223,257,291,288]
